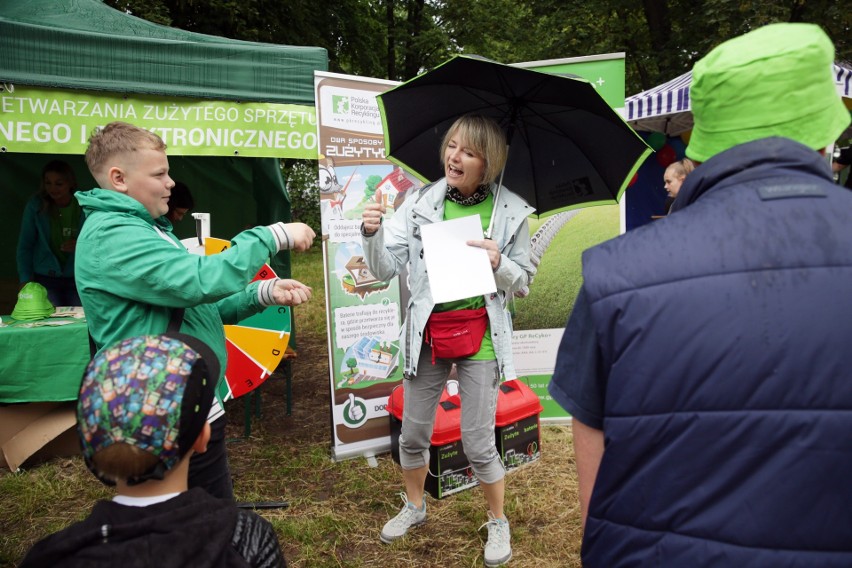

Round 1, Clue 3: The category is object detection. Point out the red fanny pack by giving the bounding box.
[424,307,488,364]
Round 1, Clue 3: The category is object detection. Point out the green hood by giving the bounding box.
[76,188,171,229]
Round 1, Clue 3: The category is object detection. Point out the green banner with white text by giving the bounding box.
[0,85,317,158]
[513,53,626,109]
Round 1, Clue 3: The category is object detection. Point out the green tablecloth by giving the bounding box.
[0,316,89,403]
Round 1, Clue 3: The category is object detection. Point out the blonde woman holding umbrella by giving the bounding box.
[362,114,535,567]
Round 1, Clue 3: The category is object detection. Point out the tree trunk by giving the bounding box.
[402,0,425,79]
[386,0,397,79]
[641,0,671,53]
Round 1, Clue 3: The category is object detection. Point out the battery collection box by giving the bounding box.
[387,378,542,499]
[495,379,544,471]
[387,385,478,499]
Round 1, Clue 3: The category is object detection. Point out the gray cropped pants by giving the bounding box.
[399,343,506,484]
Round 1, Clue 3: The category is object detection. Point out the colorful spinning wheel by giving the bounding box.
[205,237,292,402]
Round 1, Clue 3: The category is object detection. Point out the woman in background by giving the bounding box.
[663,158,696,214]
[16,160,85,306]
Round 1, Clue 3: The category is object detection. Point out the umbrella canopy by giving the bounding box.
[377,55,651,220]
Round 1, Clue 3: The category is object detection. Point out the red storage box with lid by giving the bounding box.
[495,379,543,471]
[387,384,478,499]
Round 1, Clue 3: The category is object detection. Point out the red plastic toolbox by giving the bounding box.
[387,384,478,499]
[495,379,543,471]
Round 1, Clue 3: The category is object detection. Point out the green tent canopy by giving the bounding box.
[0,0,327,104]
[0,0,328,313]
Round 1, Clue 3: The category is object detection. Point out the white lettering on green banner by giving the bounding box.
[0,85,317,158]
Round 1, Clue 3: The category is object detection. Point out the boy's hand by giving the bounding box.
[284,223,316,252]
[271,279,312,306]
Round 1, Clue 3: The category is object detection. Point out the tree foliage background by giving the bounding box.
[105,0,851,232]
[107,0,849,93]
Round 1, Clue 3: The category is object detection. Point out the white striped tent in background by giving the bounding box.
[835,62,852,99]
[624,62,852,136]
[625,71,693,135]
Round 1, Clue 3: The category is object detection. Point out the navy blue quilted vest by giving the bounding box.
[581,139,852,566]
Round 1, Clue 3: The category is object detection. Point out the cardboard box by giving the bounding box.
[387,385,479,499]
[495,379,543,472]
[0,402,78,471]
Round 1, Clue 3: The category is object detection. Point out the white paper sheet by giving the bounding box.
[420,214,497,303]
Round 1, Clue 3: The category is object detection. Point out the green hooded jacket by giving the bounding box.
[75,189,279,404]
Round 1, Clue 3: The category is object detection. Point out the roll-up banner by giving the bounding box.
[314,72,415,461]
[316,54,628,460]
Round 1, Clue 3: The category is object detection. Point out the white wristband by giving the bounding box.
[268,223,293,252]
[256,278,281,307]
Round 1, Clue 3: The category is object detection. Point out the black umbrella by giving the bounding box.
[377,55,651,235]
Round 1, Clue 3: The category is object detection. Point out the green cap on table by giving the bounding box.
[11,282,55,321]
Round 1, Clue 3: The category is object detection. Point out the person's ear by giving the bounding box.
[108,166,128,193]
[192,422,211,455]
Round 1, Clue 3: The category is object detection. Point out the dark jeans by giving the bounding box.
[33,274,81,307]
[189,415,234,500]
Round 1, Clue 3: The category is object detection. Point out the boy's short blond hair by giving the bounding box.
[665,158,695,179]
[85,121,166,181]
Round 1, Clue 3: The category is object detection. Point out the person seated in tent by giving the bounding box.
[16,159,85,306]
[166,180,195,224]
[20,334,287,567]
[76,121,316,500]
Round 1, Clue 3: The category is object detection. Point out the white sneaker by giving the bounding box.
[481,512,512,567]
[380,492,427,543]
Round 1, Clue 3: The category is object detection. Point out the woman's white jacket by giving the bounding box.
[361,178,536,380]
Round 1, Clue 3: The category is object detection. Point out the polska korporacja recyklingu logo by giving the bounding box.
[332,95,350,115]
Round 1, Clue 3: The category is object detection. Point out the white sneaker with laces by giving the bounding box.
[380,492,427,544]
[481,511,512,567]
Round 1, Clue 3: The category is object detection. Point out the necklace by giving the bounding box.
[446,183,491,206]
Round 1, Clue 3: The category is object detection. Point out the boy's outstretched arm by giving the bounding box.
[216,277,311,325]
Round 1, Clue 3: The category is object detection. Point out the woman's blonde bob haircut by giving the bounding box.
[439,115,508,185]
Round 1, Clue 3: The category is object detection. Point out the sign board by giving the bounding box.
[0,85,317,158]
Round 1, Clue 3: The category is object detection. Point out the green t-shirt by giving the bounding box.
[433,194,495,361]
[49,199,81,267]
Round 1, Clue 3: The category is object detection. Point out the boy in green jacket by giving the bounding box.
[76,121,315,499]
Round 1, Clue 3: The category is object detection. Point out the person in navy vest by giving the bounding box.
[549,23,852,567]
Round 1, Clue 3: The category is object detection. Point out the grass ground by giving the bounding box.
[0,226,588,568]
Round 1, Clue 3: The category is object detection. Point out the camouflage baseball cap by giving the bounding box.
[77,333,218,486]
